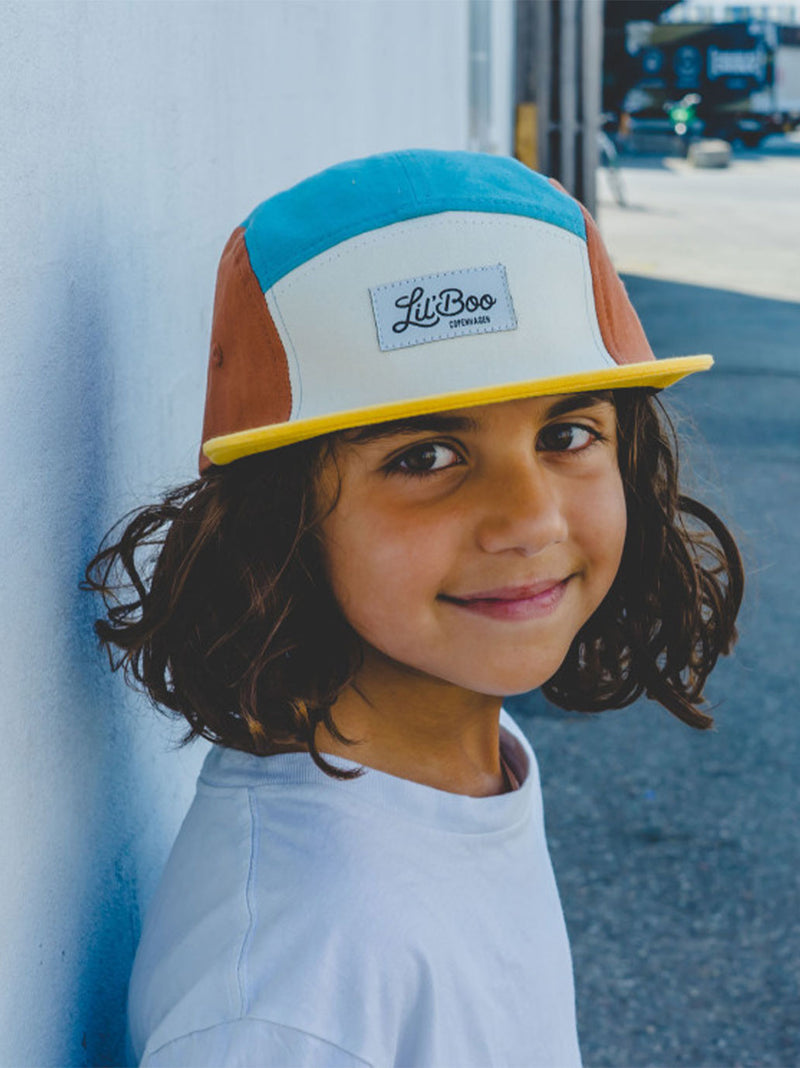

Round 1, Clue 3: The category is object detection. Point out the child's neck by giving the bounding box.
[315,648,508,797]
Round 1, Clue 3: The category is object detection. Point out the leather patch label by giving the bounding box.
[370,264,517,351]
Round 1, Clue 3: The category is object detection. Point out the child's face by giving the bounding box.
[317,392,627,697]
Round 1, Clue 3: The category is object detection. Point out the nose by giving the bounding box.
[472,455,569,557]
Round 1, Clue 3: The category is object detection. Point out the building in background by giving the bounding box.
[512,1,709,214]
[662,1,800,23]
[610,8,800,145]
[514,0,606,214]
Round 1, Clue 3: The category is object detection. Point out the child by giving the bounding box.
[85,150,743,1067]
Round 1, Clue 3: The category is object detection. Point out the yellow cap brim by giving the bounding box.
[202,354,713,466]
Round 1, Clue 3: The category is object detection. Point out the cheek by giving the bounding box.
[320,503,449,631]
[574,468,628,582]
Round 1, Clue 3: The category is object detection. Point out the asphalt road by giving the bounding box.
[508,136,800,1068]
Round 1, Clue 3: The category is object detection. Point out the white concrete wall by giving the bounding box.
[0,2,513,1064]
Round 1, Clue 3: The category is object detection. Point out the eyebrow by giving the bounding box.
[343,412,480,444]
[343,390,615,445]
[542,391,615,419]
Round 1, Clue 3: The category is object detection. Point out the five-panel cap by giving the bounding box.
[200,149,712,470]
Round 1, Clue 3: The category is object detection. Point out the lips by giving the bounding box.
[450,580,567,601]
[439,578,571,621]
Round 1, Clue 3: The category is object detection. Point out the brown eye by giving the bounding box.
[538,423,598,453]
[390,442,462,475]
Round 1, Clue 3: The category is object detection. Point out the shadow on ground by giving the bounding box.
[619,274,800,379]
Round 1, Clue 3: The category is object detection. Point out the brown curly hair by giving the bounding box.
[83,389,743,779]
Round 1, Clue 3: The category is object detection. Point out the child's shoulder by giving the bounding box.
[179,708,541,920]
[131,715,555,1063]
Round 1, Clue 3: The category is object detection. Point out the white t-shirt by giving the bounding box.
[128,710,582,1067]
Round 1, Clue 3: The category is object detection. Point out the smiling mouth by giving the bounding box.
[439,578,572,620]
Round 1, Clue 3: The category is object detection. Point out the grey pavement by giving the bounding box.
[509,136,800,1068]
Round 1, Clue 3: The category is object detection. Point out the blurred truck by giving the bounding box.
[619,19,800,147]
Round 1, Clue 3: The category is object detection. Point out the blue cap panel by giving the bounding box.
[242,150,587,293]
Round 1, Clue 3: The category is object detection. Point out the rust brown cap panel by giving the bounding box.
[199,227,293,473]
[577,203,655,365]
[547,179,655,366]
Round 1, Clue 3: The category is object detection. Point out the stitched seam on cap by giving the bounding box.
[580,212,617,366]
[275,214,583,294]
[266,290,304,419]
[577,239,615,367]
[395,151,422,208]
[247,199,584,290]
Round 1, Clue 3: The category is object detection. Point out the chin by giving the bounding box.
[475,679,558,700]
[364,639,570,699]
[443,661,567,699]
